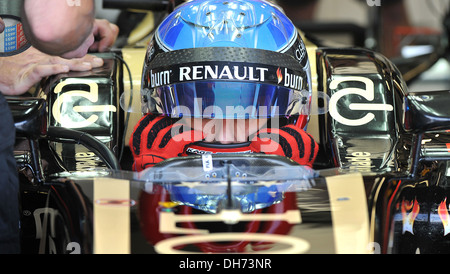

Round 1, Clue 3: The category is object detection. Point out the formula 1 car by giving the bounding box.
[10,0,450,255]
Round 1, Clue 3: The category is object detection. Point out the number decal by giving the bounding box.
[52,79,116,128]
[329,76,393,126]
[155,209,310,254]
[67,242,81,254]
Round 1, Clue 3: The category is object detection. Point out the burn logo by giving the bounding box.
[150,69,171,88]
[282,67,303,91]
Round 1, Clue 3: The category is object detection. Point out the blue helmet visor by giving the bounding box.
[146,81,310,119]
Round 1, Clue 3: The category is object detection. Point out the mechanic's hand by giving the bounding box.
[250,124,318,167]
[0,46,104,96]
[130,114,204,171]
[89,19,119,53]
[60,19,119,59]
[0,17,4,34]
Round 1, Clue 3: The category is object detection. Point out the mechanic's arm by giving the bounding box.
[22,0,95,58]
[0,47,103,96]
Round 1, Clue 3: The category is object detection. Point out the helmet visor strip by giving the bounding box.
[141,46,314,119]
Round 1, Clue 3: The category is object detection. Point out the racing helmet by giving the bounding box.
[141,0,312,128]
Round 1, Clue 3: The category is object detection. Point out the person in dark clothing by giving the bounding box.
[0,95,19,253]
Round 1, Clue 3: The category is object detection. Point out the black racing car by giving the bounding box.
[9,0,450,254]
